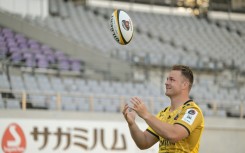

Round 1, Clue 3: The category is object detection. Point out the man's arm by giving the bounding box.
[128,122,158,149]
[144,114,189,143]
[123,104,158,149]
[130,97,189,143]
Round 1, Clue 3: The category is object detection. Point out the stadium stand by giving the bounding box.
[25,1,245,72]
[0,0,244,118]
[0,64,243,117]
[0,69,168,113]
[0,26,85,73]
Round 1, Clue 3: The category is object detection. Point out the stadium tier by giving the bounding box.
[0,0,244,119]
[0,26,85,72]
[25,0,245,71]
[0,68,244,117]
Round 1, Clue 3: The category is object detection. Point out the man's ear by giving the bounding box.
[182,80,189,90]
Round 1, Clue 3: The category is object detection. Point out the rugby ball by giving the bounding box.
[110,9,134,45]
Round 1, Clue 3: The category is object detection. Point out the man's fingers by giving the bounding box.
[130,97,144,109]
[122,104,128,114]
[130,97,139,106]
[135,97,142,103]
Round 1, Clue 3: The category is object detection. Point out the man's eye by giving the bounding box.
[167,78,174,82]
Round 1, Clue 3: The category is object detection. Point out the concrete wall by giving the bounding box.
[1,110,245,153]
[0,0,48,18]
[200,117,245,153]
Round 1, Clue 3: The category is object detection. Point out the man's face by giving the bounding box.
[165,70,186,97]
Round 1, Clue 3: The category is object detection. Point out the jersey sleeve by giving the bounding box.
[174,105,203,135]
[146,111,162,139]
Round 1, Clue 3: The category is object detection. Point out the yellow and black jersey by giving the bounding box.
[147,100,204,153]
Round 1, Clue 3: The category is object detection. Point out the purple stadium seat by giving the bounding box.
[58,59,70,71]
[0,47,8,58]
[29,43,40,50]
[35,53,45,61]
[43,49,53,55]
[23,52,33,60]
[56,55,67,61]
[6,37,15,43]
[55,51,67,61]
[71,60,81,72]
[25,57,36,67]
[18,41,26,45]
[6,36,15,40]
[10,52,22,64]
[0,46,7,51]
[7,41,18,48]
[20,48,30,54]
[41,44,51,50]
[3,32,14,38]
[19,43,28,49]
[28,39,38,46]
[15,34,25,39]
[9,47,20,54]
[0,42,6,47]
[46,54,55,64]
[37,58,49,69]
[0,36,5,41]
[31,49,42,54]
[54,50,65,57]
[16,37,27,44]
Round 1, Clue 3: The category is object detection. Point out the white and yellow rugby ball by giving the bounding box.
[110,9,134,45]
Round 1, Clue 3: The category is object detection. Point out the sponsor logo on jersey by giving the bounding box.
[182,109,198,125]
[188,109,196,115]
[160,138,175,146]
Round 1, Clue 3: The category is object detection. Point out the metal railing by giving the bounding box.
[0,89,244,119]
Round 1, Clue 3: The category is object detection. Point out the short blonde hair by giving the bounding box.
[171,65,194,89]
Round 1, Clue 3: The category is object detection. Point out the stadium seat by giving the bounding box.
[29,95,48,108]
[5,99,20,109]
[0,73,11,90]
[23,73,40,92]
[0,95,5,108]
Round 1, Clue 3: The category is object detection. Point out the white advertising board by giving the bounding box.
[0,118,158,153]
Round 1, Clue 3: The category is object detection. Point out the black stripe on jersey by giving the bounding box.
[184,99,193,105]
[174,123,190,136]
[163,107,168,112]
[146,129,159,140]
